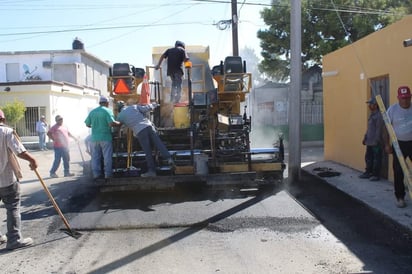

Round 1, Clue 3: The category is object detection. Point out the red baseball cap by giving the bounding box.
[397,86,411,99]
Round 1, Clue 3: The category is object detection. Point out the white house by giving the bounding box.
[0,39,111,144]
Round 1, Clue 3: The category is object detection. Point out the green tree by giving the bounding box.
[240,46,266,87]
[1,99,26,129]
[257,0,408,81]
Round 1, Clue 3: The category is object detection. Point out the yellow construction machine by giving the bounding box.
[102,45,285,191]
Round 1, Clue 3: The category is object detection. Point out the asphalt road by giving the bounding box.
[0,144,411,273]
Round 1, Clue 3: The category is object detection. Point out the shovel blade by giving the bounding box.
[61,228,82,239]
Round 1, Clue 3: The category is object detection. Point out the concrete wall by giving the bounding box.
[0,50,110,95]
[322,15,412,180]
[0,49,112,142]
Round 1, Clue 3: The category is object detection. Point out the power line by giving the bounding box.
[0,21,216,37]
[89,2,201,48]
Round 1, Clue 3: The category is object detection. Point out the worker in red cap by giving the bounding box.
[0,108,37,250]
[384,86,412,208]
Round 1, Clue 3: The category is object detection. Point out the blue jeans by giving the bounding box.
[170,72,183,103]
[0,182,23,244]
[50,147,71,175]
[137,126,171,172]
[38,132,47,150]
[90,141,113,178]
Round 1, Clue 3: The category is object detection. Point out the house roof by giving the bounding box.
[0,49,111,68]
[256,81,289,90]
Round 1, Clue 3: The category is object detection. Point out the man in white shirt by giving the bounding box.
[385,86,412,208]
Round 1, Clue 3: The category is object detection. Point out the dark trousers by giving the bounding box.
[393,140,412,199]
[137,126,171,172]
[0,182,22,244]
[364,145,382,177]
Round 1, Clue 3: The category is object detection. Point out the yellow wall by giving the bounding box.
[323,15,412,180]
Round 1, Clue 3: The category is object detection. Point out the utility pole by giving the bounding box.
[231,0,239,56]
[288,0,302,182]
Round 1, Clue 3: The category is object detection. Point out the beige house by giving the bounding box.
[322,15,412,181]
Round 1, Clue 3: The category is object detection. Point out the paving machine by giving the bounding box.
[102,45,285,191]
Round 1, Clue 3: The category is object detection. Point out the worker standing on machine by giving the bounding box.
[155,40,189,103]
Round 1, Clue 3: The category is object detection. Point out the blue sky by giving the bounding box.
[0,0,271,67]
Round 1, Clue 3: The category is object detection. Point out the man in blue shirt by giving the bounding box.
[36,115,48,150]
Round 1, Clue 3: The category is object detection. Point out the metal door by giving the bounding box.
[370,76,389,179]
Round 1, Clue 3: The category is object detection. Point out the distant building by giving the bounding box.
[248,66,323,145]
[0,39,111,144]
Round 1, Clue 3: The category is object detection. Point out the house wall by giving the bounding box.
[0,50,110,95]
[322,15,412,180]
[0,50,111,142]
[250,80,324,146]
[0,83,98,138]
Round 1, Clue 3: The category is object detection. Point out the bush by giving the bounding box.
[1,99,26,128]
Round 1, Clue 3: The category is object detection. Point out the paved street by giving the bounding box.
[0,142,411,273]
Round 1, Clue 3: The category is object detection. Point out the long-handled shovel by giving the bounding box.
[76,140,88,175]
[77,140,85,166]
[34,169,82,239]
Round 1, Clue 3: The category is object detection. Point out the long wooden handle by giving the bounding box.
[376,95,412,198]
[77,141,85,163]
[34,169,73,231]
[127,128,132,168]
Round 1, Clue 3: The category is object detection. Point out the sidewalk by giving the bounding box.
[301,157,412,234]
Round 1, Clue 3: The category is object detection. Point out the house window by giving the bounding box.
[6,63,20,82]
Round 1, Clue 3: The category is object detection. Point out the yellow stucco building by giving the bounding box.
[322,15,412,181]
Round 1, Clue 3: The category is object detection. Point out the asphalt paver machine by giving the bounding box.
[102,45,285,191]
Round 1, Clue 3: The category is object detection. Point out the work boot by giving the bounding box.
[6,237,33,250]
[93,175,104,183]
[167,158,175,166]
[396,198,406,208]
[0,235,7,245]
[358,172,371,179]
[141,171,156,177]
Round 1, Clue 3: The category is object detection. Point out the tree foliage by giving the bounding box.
[240,46,266,87]
[257,0,409,81]
[1,99,26,128]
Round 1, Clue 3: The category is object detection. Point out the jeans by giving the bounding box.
[137,126,171,172]
[0,182,22,244]
[170,72,183,103]
[393,140,412,199]
[364,144,382,177]
[50,147,71,175]
[90,141,113,178]
[38,132,47,150]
